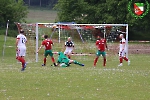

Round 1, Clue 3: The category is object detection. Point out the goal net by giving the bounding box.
[15,22,128,63]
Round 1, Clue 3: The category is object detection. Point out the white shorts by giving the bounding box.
[16,46,26,57]
[64,47,73,55]
[119,50,126,57]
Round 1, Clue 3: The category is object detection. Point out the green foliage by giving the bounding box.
[0,0,28,28]
[0,29,18,37]
[0,0,28,38]
[54,0,150,40]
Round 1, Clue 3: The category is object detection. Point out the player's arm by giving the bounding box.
[122,42,125,51]
[105,40,108,50]
[37,44,44,53]
[95,41,100,50]
[16,37,20,50]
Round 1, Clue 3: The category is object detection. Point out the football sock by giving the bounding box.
[17,57,25,68]
[119,57,123,63]
[51,57,55,63]
[68,55,71,59]
[94,57,98,66]
[123,57,128,61]
[74,61,82,65]
[44,58,46,65]
[103,58,106,66]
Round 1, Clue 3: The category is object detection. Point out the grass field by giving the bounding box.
[0,35,150,100]
[25,9,57,23]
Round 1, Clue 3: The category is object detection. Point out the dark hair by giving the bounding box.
[44,35,48,39]
[20,30,24,33]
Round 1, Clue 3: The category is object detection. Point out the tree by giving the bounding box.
[54,0,150,40]
[0,0,28,28]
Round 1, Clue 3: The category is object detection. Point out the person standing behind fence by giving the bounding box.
[93,34,108,67]
[16,30,27,71]
[64,37,74,59]
[37,35,56,66]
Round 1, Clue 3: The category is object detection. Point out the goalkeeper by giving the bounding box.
[56,52,84,67]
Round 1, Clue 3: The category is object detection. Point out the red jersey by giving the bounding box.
[42,39,53,50]
[96,39,106,51]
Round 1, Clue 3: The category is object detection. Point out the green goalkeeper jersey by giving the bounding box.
[57,52,70,65]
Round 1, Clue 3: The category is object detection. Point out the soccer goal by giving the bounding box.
[15,22,128,62]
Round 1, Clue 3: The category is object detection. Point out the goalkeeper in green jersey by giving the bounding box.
[56,52,84,67]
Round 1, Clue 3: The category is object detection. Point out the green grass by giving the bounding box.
[25,9,57,23]
[0,35,150,100]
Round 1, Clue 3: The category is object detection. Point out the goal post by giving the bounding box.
[35,23,128,62]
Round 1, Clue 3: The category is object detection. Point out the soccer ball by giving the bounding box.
[52,25,57,28]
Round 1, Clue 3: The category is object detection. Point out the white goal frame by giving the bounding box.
[35,23,128,62]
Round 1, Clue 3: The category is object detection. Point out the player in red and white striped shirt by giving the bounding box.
[118,34,130,67]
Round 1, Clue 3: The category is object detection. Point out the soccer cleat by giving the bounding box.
[128,60,130,65]
[118,63,123,67]
[21,68,25,71]
[80,64,84,66]
[53,63,57,67]
[42,64,46,66]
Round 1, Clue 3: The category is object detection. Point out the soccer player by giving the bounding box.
[93,34,108,67]
[16,30,27,71]
[37,35,56,66]
[64,37,74,59]
[118,34,130,67]
[56,52,84,67]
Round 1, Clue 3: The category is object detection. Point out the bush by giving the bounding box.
[0,29,18,37]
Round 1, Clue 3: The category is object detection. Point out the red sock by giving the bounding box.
[44,58,46,65]
[94,57,98,66]
[120,57,123,63]
[103,58,106,66]
[17,57,25,68]
[68,55,71,59]
[51,57,55,63]
[123,57,128,61]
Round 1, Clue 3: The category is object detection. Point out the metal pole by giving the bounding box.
[2,20,9,58]
[35,23,38,62]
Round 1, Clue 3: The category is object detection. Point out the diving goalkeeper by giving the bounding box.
[56,52,84,67]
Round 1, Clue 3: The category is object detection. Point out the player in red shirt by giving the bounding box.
[93,34,108,67]
[37,35,56,66]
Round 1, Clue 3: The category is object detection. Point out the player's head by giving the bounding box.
[20,30,24,34]
[68,37,71,41]
[44,35,48,39]
[119,34,124,39]
[97,36,100,40]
